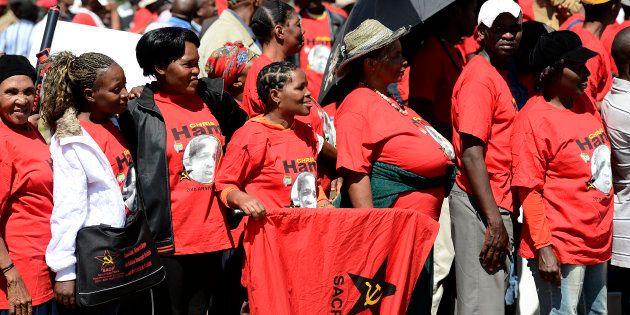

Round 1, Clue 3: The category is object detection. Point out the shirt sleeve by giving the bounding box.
[215,128,267,205]
[519,188,552,250]
[335,108,373,174]
[511,114,548,190]
[45,143,89,281]
[0,147,14,216]
[454,77,494,143]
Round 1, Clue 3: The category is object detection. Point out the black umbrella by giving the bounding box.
[318,0,455,105]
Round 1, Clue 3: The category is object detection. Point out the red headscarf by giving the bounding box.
[205,41,258,90]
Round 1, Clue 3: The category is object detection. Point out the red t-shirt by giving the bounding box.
[129,8,157,33]
[299,11,332,103]
[335,87,455,220]
[511,94,613,264]
[80,120,133,193]
[560,13,585,31]
[518,0,534,22]
[396,68,410,103]
[322,2,348,18]
[456,34,480,61]
[410,35,464,140]
[600,21,630,75]
[0,123,53,308]
[72,12,98,27]
[571,25,613,103]
[451,55,517,212]
[242,54,272,117]
[216,116,320,209]
[154,91,234,255]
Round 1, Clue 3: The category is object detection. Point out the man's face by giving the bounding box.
[481,13,522,58]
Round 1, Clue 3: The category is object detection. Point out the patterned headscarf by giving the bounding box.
[205,41,258,90]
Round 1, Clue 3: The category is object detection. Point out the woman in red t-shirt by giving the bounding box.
[512,31,612,314]
[216,61,331,219]
[40,51,140,314]
[0,55,54,314]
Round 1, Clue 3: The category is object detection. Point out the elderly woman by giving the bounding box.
[216,61,330,219]
[119,27,247,314]
[0,55,55,314]
[205,41,258,103]
[511,30,612,314]
[333,19,456,313]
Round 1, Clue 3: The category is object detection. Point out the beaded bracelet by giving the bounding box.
[1,263,14,274]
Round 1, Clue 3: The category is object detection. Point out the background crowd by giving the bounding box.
[1,0,630,314]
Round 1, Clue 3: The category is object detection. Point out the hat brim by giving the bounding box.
[562,46,598,64]
[336,26,409,77]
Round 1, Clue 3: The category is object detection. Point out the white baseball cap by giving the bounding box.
[478,0,522,28]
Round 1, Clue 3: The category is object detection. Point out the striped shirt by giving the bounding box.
[0,19,35,57]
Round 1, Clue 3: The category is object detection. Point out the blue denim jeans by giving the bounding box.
[529,260,607,315]
[0,299,57,315]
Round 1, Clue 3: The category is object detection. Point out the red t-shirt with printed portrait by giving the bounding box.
[451,55,517,212]
[0,123,53,308]
[335,86,455,221]
[410,35,464,140]
[154,91,234,255]
[299,10,333,103]
[216,116,320,209]
[511,94,613,264]
[571,25,613,103]
[80,120,133,196]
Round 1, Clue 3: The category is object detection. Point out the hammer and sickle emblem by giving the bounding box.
[179,170,191,181]
[102,255,114,266]
[364,282,383,306]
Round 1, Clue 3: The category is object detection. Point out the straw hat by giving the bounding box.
[336,19,409,76]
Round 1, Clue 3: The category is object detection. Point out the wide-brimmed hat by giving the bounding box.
[336,19,409,76]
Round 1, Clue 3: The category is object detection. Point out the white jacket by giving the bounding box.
[45,112,126,281]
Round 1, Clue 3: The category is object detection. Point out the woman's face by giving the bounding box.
[0,75,34,128]
[370,40,408,85]
[158,41,200,95]
[277,69,312,117]
[89,63,129,116]
[282,13,304,55]
[557,61,589,96]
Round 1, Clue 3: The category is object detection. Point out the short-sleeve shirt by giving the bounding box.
[0,123,53,308]
[410,35,464,140]
[71,12,98,27]
[451,55,517,212]
[155,91,234,255]
[335,86,455,220]
[512,94,613,264]
[572,25,613,103]
[216,117,320,208]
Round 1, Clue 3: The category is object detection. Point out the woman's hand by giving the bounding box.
[537,245,562,287]
[5,268,32,315]
[128,86,144,99]
[54,280,76,309]
[229,191,266,220]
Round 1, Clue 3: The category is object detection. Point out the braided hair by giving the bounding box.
[41,51,116,131]
[256,61,297,113]
[250,0,296,44]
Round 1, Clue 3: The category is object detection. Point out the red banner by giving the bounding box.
[242,208,439,315]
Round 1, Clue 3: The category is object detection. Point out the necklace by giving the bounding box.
[373,89,408,115]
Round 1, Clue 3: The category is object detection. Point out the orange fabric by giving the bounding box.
[511,94,613,264]
[451,55,517,212]
[129,8,157,33]
[299,10,332,103]
[215,116,320,209]
[518,188,551,250]
[571,25,613,102]
[600,21,630,75]
[154,91,234,255]
[242,207,438,314]
[72,12,98,27]
[0,124,53,308]
[335,87,455,220]
[410,35,464,140]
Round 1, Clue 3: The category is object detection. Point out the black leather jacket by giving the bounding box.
[119,77,247,255]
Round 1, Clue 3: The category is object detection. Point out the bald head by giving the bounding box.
[171,0,198,20]
[612,27,630,79]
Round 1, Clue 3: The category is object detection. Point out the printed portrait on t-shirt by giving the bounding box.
[121,165,137,211]
[290,172,317,208]
[589,145,612,194]
[182,135,221,184]
[307,44,331,74]
[425,125,455,160]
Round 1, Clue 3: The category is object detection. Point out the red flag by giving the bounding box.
[242,208,439,315]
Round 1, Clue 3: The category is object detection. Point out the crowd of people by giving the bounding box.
[1,0,630,314]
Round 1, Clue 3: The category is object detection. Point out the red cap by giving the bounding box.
[36,0,56,9]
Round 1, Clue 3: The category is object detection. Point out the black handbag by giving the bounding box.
[75,211,166,307]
